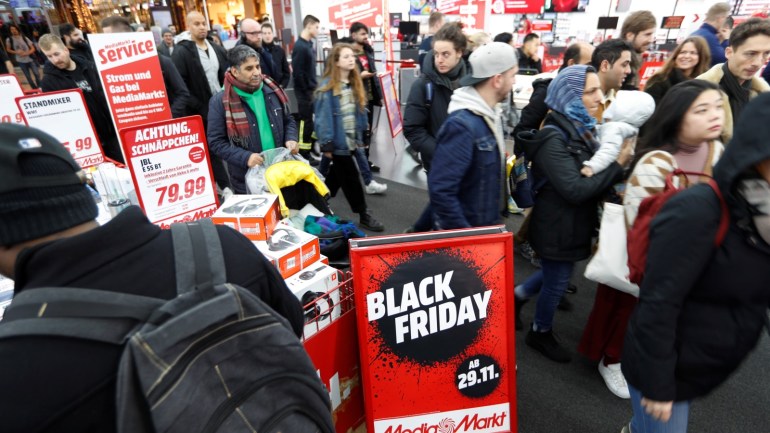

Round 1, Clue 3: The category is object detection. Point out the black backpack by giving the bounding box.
[0,219,335,433]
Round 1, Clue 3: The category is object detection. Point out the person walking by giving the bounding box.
[5,24,40,89]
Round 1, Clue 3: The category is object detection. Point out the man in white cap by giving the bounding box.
[429,42,518,229]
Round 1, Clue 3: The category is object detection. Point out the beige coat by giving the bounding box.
[697,64,770,144]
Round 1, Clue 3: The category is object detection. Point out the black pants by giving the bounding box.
[325,153,367,214]
[297,93,315,152]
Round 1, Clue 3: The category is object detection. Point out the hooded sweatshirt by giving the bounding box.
[587,90,656,173]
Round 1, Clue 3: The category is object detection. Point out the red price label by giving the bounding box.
[155,176,207,206]
[62,137,94,153]
[1,113,23,123]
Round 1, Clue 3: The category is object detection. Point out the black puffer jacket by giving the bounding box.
[171,39,227,122]
[512,77,551,156]
[402,52,466,171]
[643,68,688,105]
[516,112,624,261]
[622,93,770,402]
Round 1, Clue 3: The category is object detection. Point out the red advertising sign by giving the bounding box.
[531,19,553,31]
[378,72,403,137]
[16,89,104,168]
[0,74,24,124]
[328,0,384,30]
[350,228,517,433]
[88,33,172,147]
[490,0,544,14]
[438,0,486,30]
[639,61,664,90]
[120,116,219,228]
[661,16,685,29]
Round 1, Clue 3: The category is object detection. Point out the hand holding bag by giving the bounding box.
[584,202,640,297]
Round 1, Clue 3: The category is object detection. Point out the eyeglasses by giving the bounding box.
[243,31,262,36]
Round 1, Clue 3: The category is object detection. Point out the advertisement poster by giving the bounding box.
[0,74,24,124]
[378,72,403,137]
[438,0,486,31]
[543,0,588,13]
[16,89,105,168]
[410,0,436,15]
[88,32,171,138]
[119,116,219,228]
[328,0,384,30]
[638,61,664,90]
[490,0,544,15]
[351,229,516,433]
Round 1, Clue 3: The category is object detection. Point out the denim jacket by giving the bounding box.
[429,109,504,229]
[207,84,298,193]
[313,78,368,156]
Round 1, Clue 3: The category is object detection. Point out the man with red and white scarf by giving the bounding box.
[207,45,299,193]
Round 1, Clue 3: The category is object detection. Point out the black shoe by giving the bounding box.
[566,283,578,294]
[557,296,573,312]
[405,146,422,165]
[525,328,572,363]
[369,163,381,173]
[514,293,529,331]
[359,211,384,232]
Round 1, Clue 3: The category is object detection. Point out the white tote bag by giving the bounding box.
[584,202,640,297]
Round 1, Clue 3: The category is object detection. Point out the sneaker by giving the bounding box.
[508,197,524,214]
[530,254,542,268]
[514,290,529,331]
[518,242,536,260]
[403,226,415,234]
[359,211,385,232]
[365,180,388,195]
[620,423,632,433]
[598,361,631,399]
[566,283,578,294]
[525,328,572,363]
[557,296,573,312]
[405,145,422,165]
[369,163,381,173]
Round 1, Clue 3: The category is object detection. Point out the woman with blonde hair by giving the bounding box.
[463,32,490,72]
[643,36,711,104]
[314,43,384,231]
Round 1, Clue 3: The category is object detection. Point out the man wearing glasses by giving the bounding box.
[236,18,276,80]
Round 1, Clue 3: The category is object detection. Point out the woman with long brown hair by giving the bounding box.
[643,36,711,104]
[314,43,384,231]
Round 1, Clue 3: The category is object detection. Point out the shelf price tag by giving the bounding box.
[1,74,25,125]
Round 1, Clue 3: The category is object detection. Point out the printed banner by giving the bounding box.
[88,32,171,140]
[490,0,544,14]
[639,61,664,90]
[350,229,517,433]
[0,74,24,125]
[328,0,384,30]
[438,0,486,31]
[120,116,219,228]
[410,0,436,15]
[16,89,105,168]
[378,72,403,137]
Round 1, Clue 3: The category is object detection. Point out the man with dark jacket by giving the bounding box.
[207,45,299,194]
[292,15,320,159]
[157,28,175,57]
[619,10,656,90]
[517,33,542,73]
[236,18,276,80]
[261,22,290,87]
[691,2,730,66]
[418,11,445,68]
[38,34,121,162]
[100,16,192,119]
[59,22,94,63]
[429,42,518,229]
[0,123,304,433]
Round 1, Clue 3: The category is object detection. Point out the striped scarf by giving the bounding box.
[223,72,290,149]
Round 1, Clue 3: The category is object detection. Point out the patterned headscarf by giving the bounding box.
[545,65,597,130]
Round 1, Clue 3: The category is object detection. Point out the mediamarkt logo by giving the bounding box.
[383,411,507,433]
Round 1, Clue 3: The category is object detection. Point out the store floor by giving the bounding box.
[328,155,770,433]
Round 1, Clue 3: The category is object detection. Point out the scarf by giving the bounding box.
[223,72,290,149]
[546,65,600,151]
[720,61,750,123]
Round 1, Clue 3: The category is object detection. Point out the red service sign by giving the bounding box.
[350,228,517,433]
[328,0,384,30]
[16,89,104,168]
[120,116,219,228]
[639,61,664,90]
[531,19,553,31]
[88,33,172,136]
[490,0,544,14]
[0,74,24,124]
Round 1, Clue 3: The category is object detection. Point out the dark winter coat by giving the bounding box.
[157,53,193,118]
[292,36,317,101]
[516,111,624,261]
[622,93,770,402]
[171,39,228,122]
[517,47,542,73]
[264,41,291,88]
[0,206,304,433]
[691,23,726,66]
[644,68,689,105]
[355,44,382,106]
[402,52,466,171]
[207,83,298,194]
[512,77,551,156]
[234,38,276,81]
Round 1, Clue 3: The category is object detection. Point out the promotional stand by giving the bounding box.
[0,74,24,125]
[349,228,517,433]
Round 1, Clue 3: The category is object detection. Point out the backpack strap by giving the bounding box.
[170,219,226,294]
[667,170,730,246]
[0,288,164,344]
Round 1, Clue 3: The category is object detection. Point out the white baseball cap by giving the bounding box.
[460,41,519,87]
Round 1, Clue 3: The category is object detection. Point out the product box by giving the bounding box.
[212,194,280,241]
[284,263,341,338]
[319,255,329,265]
[254,224,321,278]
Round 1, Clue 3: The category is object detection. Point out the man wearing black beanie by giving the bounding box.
[0,124,303,432]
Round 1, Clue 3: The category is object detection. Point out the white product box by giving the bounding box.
[284,263,341,338]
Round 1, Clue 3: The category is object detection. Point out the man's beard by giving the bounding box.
[70,39,89,50]
[245,40,262,49]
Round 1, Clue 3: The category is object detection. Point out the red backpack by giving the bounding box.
[627,169,730,285]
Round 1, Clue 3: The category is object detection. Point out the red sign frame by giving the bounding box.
[0,74,24,125]
[328,0,384,30]
[350,229,517,433]
[490,0,544,14]
[378,72,403,137]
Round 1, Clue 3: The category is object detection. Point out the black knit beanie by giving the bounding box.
[0,124,98,246]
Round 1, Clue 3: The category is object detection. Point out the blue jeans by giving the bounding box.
[629,384,690,433]
[18,62,40,88]
[413,203,434,232]
[353,148,373,185]
[519,258,574,331]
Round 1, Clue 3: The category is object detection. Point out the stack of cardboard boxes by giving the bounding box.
[212,194,341,337]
